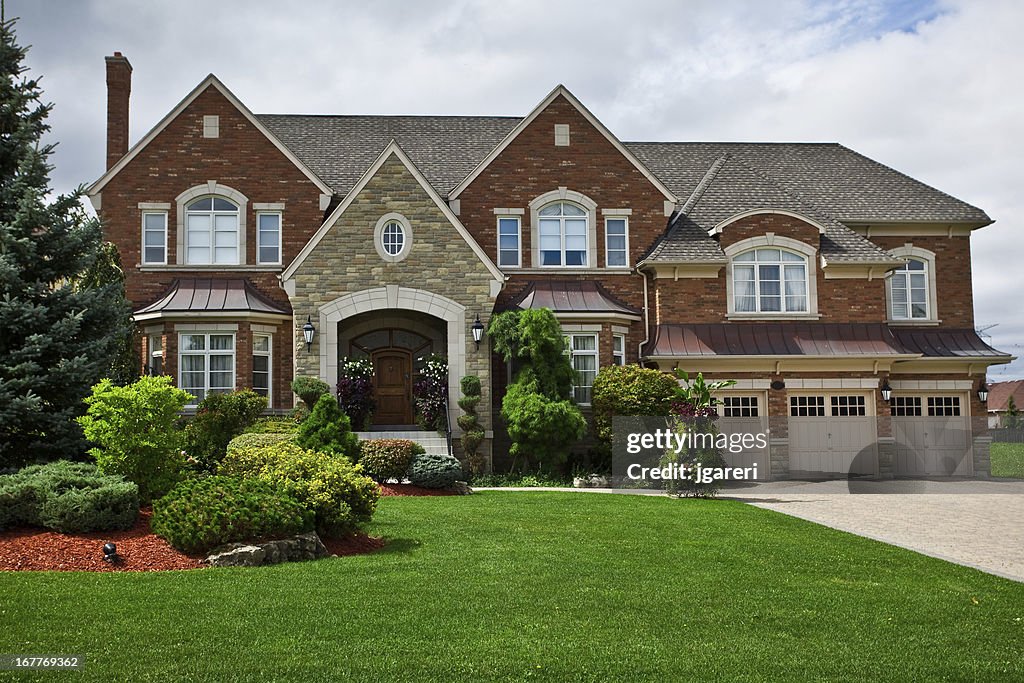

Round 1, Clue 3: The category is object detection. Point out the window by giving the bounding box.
[256,212,281,265]
[605,217,628,267]
[890,258,929,320]
[497,217,521,267]
[252,334,271,400]
[203,115,219,138]
[831,395,867,417]
[179,333,234,404]
[186,197,239,264]
[373,213,412,263]
[147,335,163,376]
[142,212,167,264]
[539,201,588,266]
[723,396,759,418]
[892,396,923,417]
[612,334,625,366]
[733,248,808,313]
[928,396,961,417]
[382,221,405,256]
[569,334,598,404]
[790,396,825,417]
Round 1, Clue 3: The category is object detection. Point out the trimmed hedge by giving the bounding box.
[152,476,313,555]
[407,453,463,489]
[220,441,379,538]
[245,417,301,434]
[0,461,139,533]
[226,432,295,458]
[591,365,678,445]
[358,439,423,482]
[183,390,267,471]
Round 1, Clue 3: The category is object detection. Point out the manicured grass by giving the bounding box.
[2,492,1023,682]
[991,441,1024,478]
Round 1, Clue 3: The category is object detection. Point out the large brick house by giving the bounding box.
[89,53,1012,477]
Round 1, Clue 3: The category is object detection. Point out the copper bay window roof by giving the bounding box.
[513,280,641,317]
[133,278,289,320]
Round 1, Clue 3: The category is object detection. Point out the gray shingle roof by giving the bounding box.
[257,114,520,198]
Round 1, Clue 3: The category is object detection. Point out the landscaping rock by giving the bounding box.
[573,475,609,489]
[450,481,473,495]
[204,532,328,567]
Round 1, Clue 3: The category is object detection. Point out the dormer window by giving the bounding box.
[186,196,239,264]
[733,248,808,313]
[539,201,588,266]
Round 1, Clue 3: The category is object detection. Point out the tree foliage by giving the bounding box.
[0,21,134,466]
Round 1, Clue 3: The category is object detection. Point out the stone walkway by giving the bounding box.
[477,480,1024,582]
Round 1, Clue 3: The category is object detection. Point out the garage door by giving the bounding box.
[892,395,972,476]
[715,394,770,480]
[788,394,878,477]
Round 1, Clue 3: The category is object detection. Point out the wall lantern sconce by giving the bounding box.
[978,381,989,404]
[471,315,485,349]
[302,315,316,352]
[880,380,893,402]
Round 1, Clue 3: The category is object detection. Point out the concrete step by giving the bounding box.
[356,431,450,456]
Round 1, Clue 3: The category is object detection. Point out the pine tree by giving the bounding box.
[0,19,134,466]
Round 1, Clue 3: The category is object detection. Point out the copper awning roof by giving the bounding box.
[643,323,910,358]
[134,278,289,319]
[890,328,1010,358]
[514,280,641,317]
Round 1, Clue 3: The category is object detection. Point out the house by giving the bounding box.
[89,53,1013,478]
[985,380,1024,428]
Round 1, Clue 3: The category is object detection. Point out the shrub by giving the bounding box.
[591,365,678,445]
[220,441,379,538]
[184,390,267,471]
[458,375,485,476]
[295,393,360,459]
[337,357,376,430]
[151,476,313,555]
[413,355,448,432]
[359,439,423,482]
[291,376,330,412]
[76,376,191,503]
[502,382,587,467]
[407,452,463,489]
[0,461,139,533]
[226,432,296,458]
[245,417,301,434]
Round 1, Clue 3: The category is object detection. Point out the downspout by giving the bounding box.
[638,265,651,364]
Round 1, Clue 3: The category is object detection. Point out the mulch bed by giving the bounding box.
[0,484,454,572]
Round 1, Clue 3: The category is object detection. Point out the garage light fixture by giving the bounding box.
[880,380,892,402]
[302,315,316,352]
[978,382,989,403]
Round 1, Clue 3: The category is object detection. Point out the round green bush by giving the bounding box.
[591,365,678,445]
[291,376,330,411]
[358,439,424,482]
[226,432,296,458]
[151,476,313,555]
[407,453,463,489]
[220,441,379,538]
[0,461,139,533]
[245,417,301,434]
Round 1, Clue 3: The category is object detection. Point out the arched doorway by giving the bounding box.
[372,349,413,425]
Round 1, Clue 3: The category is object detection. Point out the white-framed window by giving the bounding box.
[928,396,961,417]
[185,196,240,265]
[382,221,404,256]
[497,216,521,268]
[891,396,923,417]
[373,212,413,263]
[568,333,598,404]
[539,201,588,267]
[605,217,629,268]
[722,396,759,417]
[252,334,271,401]
[612,334,626,366]
[733,248,809,314]
[256,212,281,265]
[148,335,164,376]
[142,212,167,265]
[179,332,235,404]
[790,396,826,417]
[890,258,929,320]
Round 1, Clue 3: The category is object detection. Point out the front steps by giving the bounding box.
[356,430,450,457]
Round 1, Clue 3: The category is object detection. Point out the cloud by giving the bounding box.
[11,0,1024,377]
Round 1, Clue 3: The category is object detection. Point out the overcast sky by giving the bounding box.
[12,0,1024,379]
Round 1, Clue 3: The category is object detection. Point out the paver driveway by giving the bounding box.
[722,479,1024,582]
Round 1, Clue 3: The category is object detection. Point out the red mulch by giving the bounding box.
[379,483,457,496]
[321,532,386,556]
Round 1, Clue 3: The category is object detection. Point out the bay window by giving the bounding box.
[179,333,235,404]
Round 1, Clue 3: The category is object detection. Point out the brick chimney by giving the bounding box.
[105,52,132,170]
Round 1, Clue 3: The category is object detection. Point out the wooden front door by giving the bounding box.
[372,350,412,425]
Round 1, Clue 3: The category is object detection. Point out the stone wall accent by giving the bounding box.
[972,436,992,478]
[204,532,328,567]
[769,438,790,479]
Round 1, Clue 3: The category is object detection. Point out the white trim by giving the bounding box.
[492,207,525,215]
[141,210,168,265]
[612,333,626,366]
[176,182,248,266]
[496,215,522,268]
[87,74,332,197]
[568,332,599,405]
[529,188,597,268]
[723,235,818,318]
[373,212,413,263]
[601,208,633,216]
[885,245,938,324]
[138,202,171,210]
[448,84,677,203]
[256,210,283,265]
[251,323,278,334]
[174,323,240,331]
[784,378,881,390]
[560,323,602,332]
[252,332,273,405]
[888,379,974,391]
[253,202,286,211]
[604,215,629,268]
[722,379,772,390]
[281,140,505,283]
[178,331,236,406]
[136,311,288,323]
[711,208,828,236]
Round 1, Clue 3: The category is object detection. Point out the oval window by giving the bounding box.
[382,221,405,256]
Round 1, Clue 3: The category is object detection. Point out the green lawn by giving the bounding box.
[2,493,1022,682]
[991,441,1024,478]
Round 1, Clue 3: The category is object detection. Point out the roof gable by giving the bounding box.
[281,140,504,283]
[88,75,332,198]
[447,85,677,203]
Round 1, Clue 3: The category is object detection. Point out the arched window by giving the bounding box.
[186,196,240,264]
[538,201,588,266]
[732,248,809,313]
[889,257,930,320]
